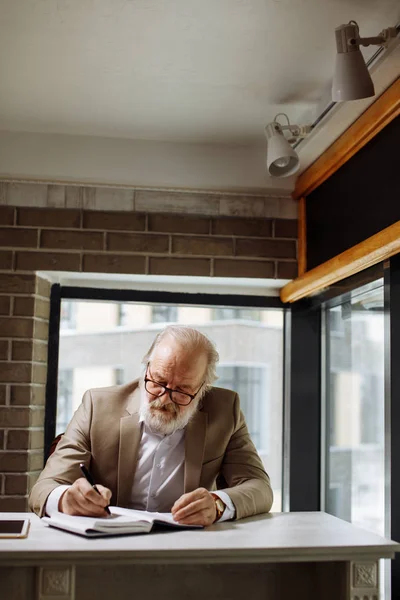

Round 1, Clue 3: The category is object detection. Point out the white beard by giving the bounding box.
[139,383,199,435]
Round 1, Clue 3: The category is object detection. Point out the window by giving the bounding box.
[151,305,178,324]
[324,281,385,537]
[56,369,73,435]
[53,292,284,511]
[217,365,267,450]
[213,308,261,321]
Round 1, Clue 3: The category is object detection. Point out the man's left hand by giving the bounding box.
[171,488,217,526]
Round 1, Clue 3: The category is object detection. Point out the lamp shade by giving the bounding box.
[332,49,375,101]
[265,123,300,178]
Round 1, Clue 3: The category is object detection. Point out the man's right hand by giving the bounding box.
[58,477,111,516]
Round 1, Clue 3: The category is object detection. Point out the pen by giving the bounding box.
[79,463,111,515]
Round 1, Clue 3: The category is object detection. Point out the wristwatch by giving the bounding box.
[211,493,226,522]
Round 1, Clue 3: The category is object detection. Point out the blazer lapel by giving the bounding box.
[116,386,142,506]
[184,410,208,493]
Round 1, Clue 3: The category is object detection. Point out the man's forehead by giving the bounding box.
[151,338,207,378]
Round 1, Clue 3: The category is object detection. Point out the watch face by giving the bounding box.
[216,499,224,511]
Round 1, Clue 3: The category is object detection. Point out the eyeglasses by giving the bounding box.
[144,364,204,406]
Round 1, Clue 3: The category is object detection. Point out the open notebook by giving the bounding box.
[42,506,202,537]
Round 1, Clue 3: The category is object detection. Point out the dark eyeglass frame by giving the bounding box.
[144,363,204,406]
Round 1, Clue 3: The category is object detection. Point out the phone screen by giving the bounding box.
[0,520,26,535]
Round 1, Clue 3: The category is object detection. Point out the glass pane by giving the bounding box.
[57,299,284,510]
[325,281,385,536]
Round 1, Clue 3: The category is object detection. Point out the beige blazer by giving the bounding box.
[29,380,273,519]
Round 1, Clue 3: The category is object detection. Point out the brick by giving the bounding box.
[28,471,40,490]
[11,341,33,361]
[0,317,33,338]
[277,261,298,279]
[219,196,266,218]
[31,408,45,427]
[0,451,28,471]
[172,235,233,256]
[41,229,103,251]
[83,254,146,274]
[275,197,298,219]
[89,188,135,211]
[0,207,15,226]
[0,274,36,294]
[30,430,44,450]
[33,319,49,341]
[33,342,47,363]
[4,474,28,495]
[7,429,29,450]
[36,276,51,298]
[214,259,275,278]
[13,296,35,316]
[83,210,145,231]
[0,340,9,360]
[34,297,50,319]
[107,232,169,253]
[236,238,296,259]
[135,190,219,215]
[0,227,38,248]
[65,186,82,208]
[15,251,80,272]
[149,257,211,277]
[0,430,3,448]
[0,363,32,384]
[29,451,44,470]
[148,214,210,235]
[0,251,13,269]
[32,364,47,385]
[212,217,273,237]
[17,207,81,228]
[7,183,47,207]
[0,496,28,511]
[10,385,45,406]
[274,219,298,239]
[0,386,7,405]
[0,296,10,315]
[15,296,50,321]
[0,407,30,427]
[47,185,65,208]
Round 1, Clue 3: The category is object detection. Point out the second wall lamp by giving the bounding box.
[265,114,312,178]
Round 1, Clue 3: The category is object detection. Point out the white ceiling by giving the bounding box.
[0,0,399,191]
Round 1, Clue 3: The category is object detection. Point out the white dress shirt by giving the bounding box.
[46,421,235,521]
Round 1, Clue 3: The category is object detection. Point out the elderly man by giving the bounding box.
[29,325,273,525]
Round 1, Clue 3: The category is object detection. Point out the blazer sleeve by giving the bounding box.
[218,393,274,520]
[28,390,93,516]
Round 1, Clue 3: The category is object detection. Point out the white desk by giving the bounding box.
[1,511,399,600]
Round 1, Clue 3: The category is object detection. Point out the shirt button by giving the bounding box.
[156,463,161,468]
[151,493,156,498]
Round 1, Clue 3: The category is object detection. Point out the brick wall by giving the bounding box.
[0,182,298,511]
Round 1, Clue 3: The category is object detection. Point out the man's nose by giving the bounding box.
[157,390,173,405]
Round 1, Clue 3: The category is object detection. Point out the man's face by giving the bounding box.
[140,335,208,435]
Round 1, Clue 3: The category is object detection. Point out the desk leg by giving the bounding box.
[37,565,75,600]
[348,560,379,600]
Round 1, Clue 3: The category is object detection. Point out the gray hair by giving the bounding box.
[142,325,219,390]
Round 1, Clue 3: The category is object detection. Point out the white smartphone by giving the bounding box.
[0,519,30,539]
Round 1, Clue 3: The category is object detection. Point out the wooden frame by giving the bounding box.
[293,77,400,200]
[284,77,400,300]
[280,221,400,303]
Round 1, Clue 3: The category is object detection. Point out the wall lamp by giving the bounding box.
[265,114,312,178]
[332,21,397,102]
